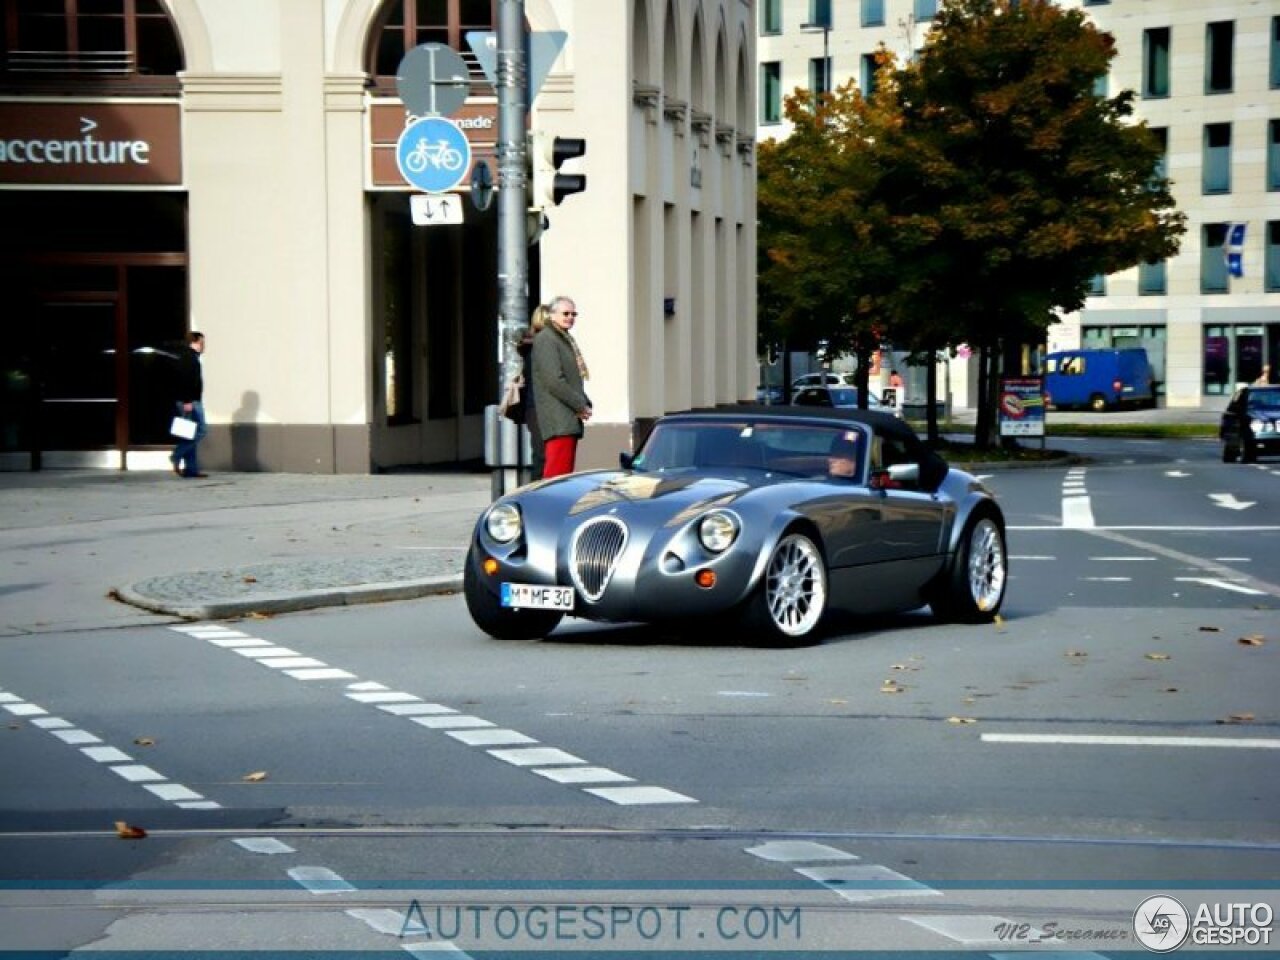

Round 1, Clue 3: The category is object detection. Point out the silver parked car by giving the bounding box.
[464,407,1007,645]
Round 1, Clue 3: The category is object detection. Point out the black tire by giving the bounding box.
[1222,444,1238,463]
[1242,439,1258,464]
[463,558,563,641]
[1089,393,1108,412]
[738,530,828,646]
[930,511,1007,624]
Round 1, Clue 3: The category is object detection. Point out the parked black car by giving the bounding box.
[1220,385,1280,463]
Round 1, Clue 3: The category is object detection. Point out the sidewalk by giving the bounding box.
[0,403,1223,634]
[0,469,491,634]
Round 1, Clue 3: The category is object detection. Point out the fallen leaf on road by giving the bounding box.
[246,611,274,620]
[242,771,269,782]
[827,699,847,705]
[1144,653,1171,661]
[1199,625,1221,633]
[879,681,905,694]
[1065,650,1088,658]
[242,575,258,584]
[1164,688,1179,693]
[133,737,155,747]
[1217,713,1255,725]
[946,717,977,725]
[114,821,147,839]
[1238,635,1266,647]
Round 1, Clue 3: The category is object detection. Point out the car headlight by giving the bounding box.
[485,502,523,543]
[1251,418,1276,435]
[698,511,739,553]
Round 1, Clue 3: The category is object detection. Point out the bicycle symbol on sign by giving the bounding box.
[404,138,464,174]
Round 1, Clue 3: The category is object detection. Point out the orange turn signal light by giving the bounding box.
[483,557,499,576]
[695,569,716,589]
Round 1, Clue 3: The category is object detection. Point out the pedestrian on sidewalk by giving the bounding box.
[1254,364,1272,386]
[170,330,208,478]
[532,296,591,478]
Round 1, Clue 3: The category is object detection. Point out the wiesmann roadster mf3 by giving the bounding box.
[464,407,1007,645]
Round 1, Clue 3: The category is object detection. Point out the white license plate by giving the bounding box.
[501,583,575,611]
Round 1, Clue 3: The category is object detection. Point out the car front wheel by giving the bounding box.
[463,558,564,641]
[740,530,828,645]
[931,512,1007,623]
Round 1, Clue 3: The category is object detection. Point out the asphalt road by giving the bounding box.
[1,436,1276,956]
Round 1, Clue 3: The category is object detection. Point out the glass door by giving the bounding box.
[35,298,124,454]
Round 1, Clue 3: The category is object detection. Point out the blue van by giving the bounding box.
[1044,348,1156,411]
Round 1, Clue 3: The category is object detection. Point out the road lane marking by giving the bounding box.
[1090,556,1153,561]
[488,747,584,767]
[1082,577,1131,582]
[582,785,697,805]
[1175,577,1267,596]
[1061,468,1095,529]
[446,729,538,746]
[233,837,295,855]
[1210,492,1256,510]
[1,685,219,810]
[794,864,940,903]
[745,841,858,863]
[234,646,300,658]
[532,766,634,784]
[173,625,701,806]
[285,667,356,679]
[287,865,356,894]
[1011,525,1280,531]
[983,734,1280,749]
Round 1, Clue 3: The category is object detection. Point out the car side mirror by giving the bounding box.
[619,451,635,470]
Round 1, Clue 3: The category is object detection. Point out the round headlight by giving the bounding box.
[486,503,522,543]
[1250,418,1267,435]
[698,511,739,553]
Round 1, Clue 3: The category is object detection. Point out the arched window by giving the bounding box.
[366,0,496,95]
[0,0,183,94]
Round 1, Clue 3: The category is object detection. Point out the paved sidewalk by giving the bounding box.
[0,469,491,634]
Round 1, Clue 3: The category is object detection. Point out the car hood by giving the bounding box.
[514,469,778,522]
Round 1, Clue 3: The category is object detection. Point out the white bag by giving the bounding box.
[170,416,197,440]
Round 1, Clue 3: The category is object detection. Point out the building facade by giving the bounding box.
[0,0,757,473]
[756,0,1280,408]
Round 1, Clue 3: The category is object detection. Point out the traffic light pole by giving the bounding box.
[493,0,528,500]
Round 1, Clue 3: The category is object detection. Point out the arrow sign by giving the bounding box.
[1210,493,1256,511]
[410,194,464,225]
[1164,470,1190,478]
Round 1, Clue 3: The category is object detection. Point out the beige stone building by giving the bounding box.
[0,0,757,473]
[757,0,1279,408]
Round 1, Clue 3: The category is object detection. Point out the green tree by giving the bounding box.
[757,82,900,407]
[758,0,1185,446]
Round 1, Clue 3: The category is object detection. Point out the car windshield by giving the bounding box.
[632,420,867,483]
[1249,389,1280,412]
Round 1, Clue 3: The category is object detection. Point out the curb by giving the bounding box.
[114,575,463,621]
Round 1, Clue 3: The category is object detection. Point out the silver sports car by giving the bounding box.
[464,407,1007,644]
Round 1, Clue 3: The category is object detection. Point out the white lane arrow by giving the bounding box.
[1210,493,1256,511]
[1165,470,1190,477]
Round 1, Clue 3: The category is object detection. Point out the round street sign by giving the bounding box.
[470,160,494,212]
[396,116,472,194]
[396,43,470,118]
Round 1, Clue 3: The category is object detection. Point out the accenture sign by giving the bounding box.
[0,102,181,186]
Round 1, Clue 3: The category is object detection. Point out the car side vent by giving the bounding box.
[571,517,628,602]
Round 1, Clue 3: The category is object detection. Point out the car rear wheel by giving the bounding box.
[741,531,827,645]
[1242,439,1258,463]
[931,512,1007,623]
[463,558,564,641]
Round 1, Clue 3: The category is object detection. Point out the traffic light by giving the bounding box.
[529,130,587,207]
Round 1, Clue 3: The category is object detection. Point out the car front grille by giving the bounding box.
[571,517,628,602]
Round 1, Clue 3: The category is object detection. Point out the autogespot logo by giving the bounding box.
[1134,895,1190,952]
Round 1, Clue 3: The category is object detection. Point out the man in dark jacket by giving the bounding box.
[170,331,207,478]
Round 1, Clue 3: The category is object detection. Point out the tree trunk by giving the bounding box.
[974,346,994,449]
[924,349,939,443]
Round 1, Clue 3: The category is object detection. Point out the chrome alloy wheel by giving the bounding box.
[764,533,827,636]
[967,518,1006,613]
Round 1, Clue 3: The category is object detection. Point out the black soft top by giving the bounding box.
[665,404,917,440]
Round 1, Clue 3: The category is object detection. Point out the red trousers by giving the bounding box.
[542,436,579,478]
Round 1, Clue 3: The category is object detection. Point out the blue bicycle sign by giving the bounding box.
[396,116,471,193]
